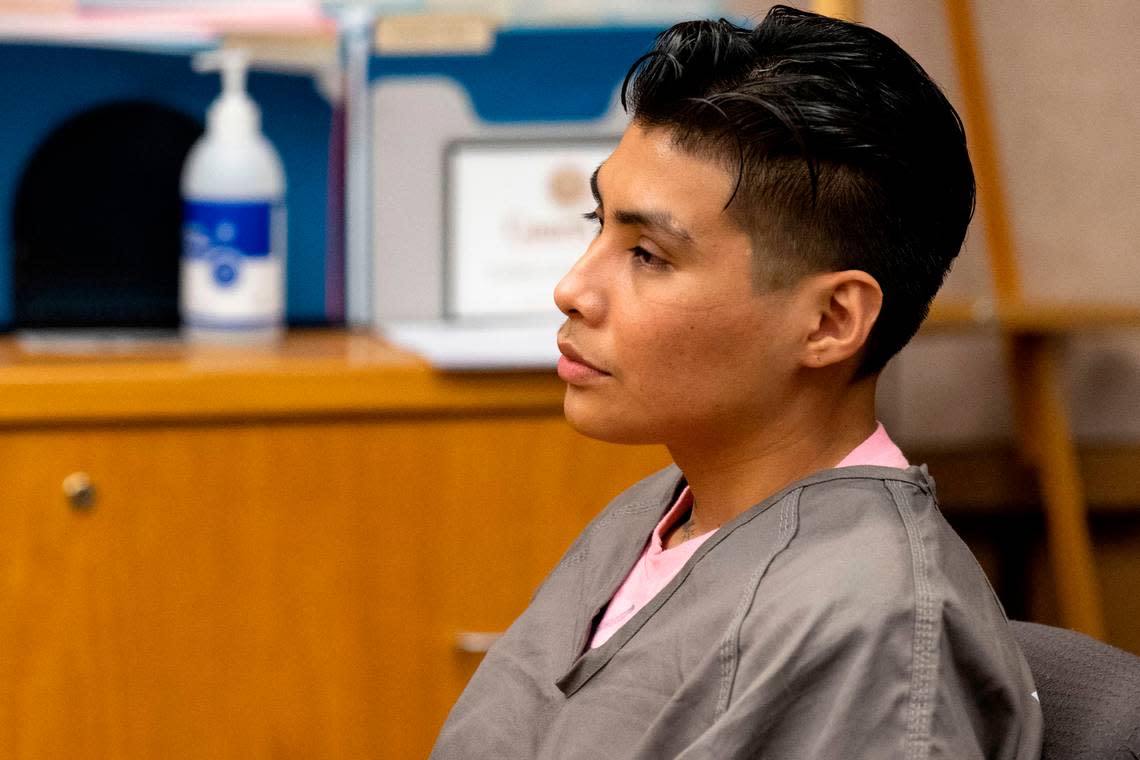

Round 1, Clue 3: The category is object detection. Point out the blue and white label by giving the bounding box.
[181,199,286,330]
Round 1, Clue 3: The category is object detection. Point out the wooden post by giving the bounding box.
[944,0,1022,303]
[811,0,860,21]
[1012,336,1106,638]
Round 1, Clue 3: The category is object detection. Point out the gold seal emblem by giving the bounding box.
[548,165,588,207]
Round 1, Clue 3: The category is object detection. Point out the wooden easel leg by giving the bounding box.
[1005,334,1039,466]
[811,0,861,20]
[1010,334,1106,639]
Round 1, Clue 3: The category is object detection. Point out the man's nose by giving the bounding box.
[554,244,606,323]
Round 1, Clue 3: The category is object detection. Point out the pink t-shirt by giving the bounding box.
[589,423,908,648]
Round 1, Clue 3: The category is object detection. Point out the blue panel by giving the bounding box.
[0,43,331,329]
[369,26,662,123]
[249,65,333,325]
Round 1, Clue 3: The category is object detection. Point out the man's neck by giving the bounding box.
[667,377,878,533]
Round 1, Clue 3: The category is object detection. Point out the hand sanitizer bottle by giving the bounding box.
[180,48,286,344]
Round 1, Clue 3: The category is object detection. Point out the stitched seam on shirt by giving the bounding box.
[713,489,801,718]
[561,498,662,573]
[787,467,933,493]
[620,501,665,515]
[888,479,936,760]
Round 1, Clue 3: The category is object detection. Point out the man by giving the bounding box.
[431,7,1043,758]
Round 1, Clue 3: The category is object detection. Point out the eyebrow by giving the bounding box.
[590,165,695,245]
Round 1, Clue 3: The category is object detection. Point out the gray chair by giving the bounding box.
[1011,621,1140,760]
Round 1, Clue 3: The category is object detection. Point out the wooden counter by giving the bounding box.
[0,329,571,424]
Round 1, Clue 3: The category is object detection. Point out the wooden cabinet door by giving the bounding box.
[0,416,668,759]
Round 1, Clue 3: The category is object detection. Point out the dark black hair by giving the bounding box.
[622,5,975,376]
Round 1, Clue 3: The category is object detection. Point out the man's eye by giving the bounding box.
[630,246,668,270]
[582,210,602,228]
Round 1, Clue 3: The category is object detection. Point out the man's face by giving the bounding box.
[554,123,808,447]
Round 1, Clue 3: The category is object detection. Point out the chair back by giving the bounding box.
[1011,621,1140,759]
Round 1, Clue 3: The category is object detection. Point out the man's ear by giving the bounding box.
[800,270,883,369]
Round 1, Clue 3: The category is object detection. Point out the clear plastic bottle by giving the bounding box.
[180,48,287,344]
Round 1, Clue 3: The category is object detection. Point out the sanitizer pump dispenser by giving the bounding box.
[180,48,286,343]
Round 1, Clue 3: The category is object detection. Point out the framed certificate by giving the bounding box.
[443,137,618,320]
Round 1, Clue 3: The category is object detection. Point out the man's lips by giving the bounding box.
[557,341,610,383]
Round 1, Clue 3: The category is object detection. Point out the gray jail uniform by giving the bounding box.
[431,464,1044,759]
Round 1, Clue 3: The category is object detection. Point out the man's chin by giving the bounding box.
[562,394,658,445]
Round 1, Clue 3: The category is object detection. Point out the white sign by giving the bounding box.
[446,139,616,320]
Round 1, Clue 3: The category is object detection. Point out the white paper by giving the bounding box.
[447,140,615,319]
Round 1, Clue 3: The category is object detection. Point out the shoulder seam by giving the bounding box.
[799,468,933,494]
[887,479,938,760]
